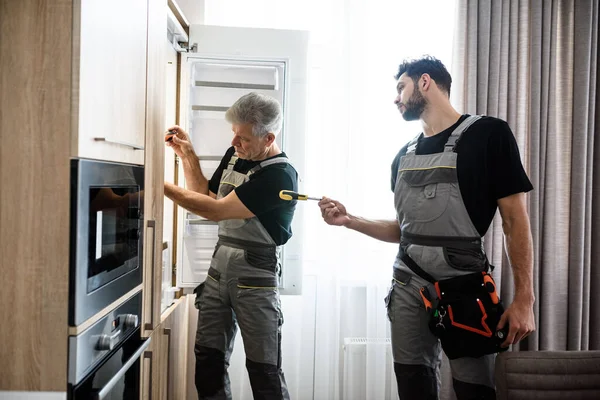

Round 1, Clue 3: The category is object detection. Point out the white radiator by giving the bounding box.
[342,338,399,400]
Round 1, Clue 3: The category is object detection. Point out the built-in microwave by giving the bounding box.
[70,159,144,326]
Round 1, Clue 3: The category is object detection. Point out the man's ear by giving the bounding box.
[265,133,276,145]
[420,73,432,92]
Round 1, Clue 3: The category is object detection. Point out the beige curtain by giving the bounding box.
[441,1,599,398]
[452,0,599,351]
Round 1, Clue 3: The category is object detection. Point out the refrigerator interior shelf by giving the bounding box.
[191,105,229,112]
[194,81,276,91]
[186,218,217,226]
[196,155,223,161]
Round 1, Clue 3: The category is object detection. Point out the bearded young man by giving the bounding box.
[318,56,535,399]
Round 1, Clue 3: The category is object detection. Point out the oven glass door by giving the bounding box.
[88,186,141,293]
[71,330,149,400]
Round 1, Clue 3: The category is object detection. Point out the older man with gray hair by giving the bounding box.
[164,92,297,399]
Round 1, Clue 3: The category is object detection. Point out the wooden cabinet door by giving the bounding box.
[74,0,148,164]
[141,298,189,400]
[163,38,178,247]
[142,0,167,337]
[161,298,190,400]
[140,330,162,400]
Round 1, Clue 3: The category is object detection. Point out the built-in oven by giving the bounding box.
[68,291,149,400]
[70,159,145,326]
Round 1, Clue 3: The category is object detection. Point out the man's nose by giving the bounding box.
[231,135,240,146]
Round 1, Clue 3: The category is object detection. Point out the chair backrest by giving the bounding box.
[495,350,600,400]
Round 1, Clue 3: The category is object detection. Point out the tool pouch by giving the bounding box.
[426,272,508,359]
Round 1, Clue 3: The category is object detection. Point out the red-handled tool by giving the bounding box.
[165,129,177,142]
[420,287,433,312]
[482,273,499,304]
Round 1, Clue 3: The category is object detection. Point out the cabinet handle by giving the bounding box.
[144,220,156,331]
[94,137,145,150]
[164,327,172,400]
[143,350,153,400]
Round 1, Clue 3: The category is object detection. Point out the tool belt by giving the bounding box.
[399,252,509,359]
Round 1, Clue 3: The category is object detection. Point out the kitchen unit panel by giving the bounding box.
[0,0,72,391]
[1,0,175,394]
[141,0,167,337]
[140,330,161,400]
[72,0,148,165]
[159,298,189,400]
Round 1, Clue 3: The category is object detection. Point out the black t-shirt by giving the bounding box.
[208,146,298,245]
[391,115,533,236]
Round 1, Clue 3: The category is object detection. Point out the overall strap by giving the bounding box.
[405,134,422,155]
[248,156,290,176]
[444,115,483,152]
[226,153,239,170]
[399,247,437,283]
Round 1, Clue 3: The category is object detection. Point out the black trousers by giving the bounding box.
[394,363,496,400]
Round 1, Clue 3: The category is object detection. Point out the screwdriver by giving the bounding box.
[279,190,322,201]
[165,129,177,142]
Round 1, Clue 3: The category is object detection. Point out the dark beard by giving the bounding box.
[401,90,426,121]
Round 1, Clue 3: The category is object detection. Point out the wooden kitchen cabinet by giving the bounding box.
[141,329,162,400]
[0,0,72,391]
[1,0,177,395]
[142,0,167,337]
[72,0,149,165]
[160,297,190,400]
[141,297,189,400]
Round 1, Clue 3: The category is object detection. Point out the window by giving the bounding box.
[205,0,457,280]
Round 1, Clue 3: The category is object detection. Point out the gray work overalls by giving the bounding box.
[194,154,291,400]
[388,116,496,400]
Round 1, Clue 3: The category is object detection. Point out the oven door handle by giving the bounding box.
[95,337,152,400]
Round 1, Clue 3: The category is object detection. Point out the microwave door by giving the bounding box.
[70,159,145,326]
[88,186,141,293]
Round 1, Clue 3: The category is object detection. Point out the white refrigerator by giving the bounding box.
[174,24,308,295]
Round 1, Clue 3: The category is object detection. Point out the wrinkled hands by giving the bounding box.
[318,197,351,227]
[165,125,196,159]
[497,299,536,348]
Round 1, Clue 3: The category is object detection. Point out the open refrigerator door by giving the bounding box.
[176,25,308,295]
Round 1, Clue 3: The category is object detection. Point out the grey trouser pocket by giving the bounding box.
[194,266,221,310]
[234,276,282,366]
[389,269,441,368]
[244,247,278,272]
[384,280,395,322]
[194,282,205,310]
[443,246,488,272]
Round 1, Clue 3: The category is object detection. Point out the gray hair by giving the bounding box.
[225,92,283,137]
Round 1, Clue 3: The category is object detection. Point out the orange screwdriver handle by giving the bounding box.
[420,287,433,312]
[165,130,177,142]
[483,273,499,304]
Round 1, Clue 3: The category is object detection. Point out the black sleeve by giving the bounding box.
[208,147,236,194]
[235,165,298,216]
[487,121,534,199]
